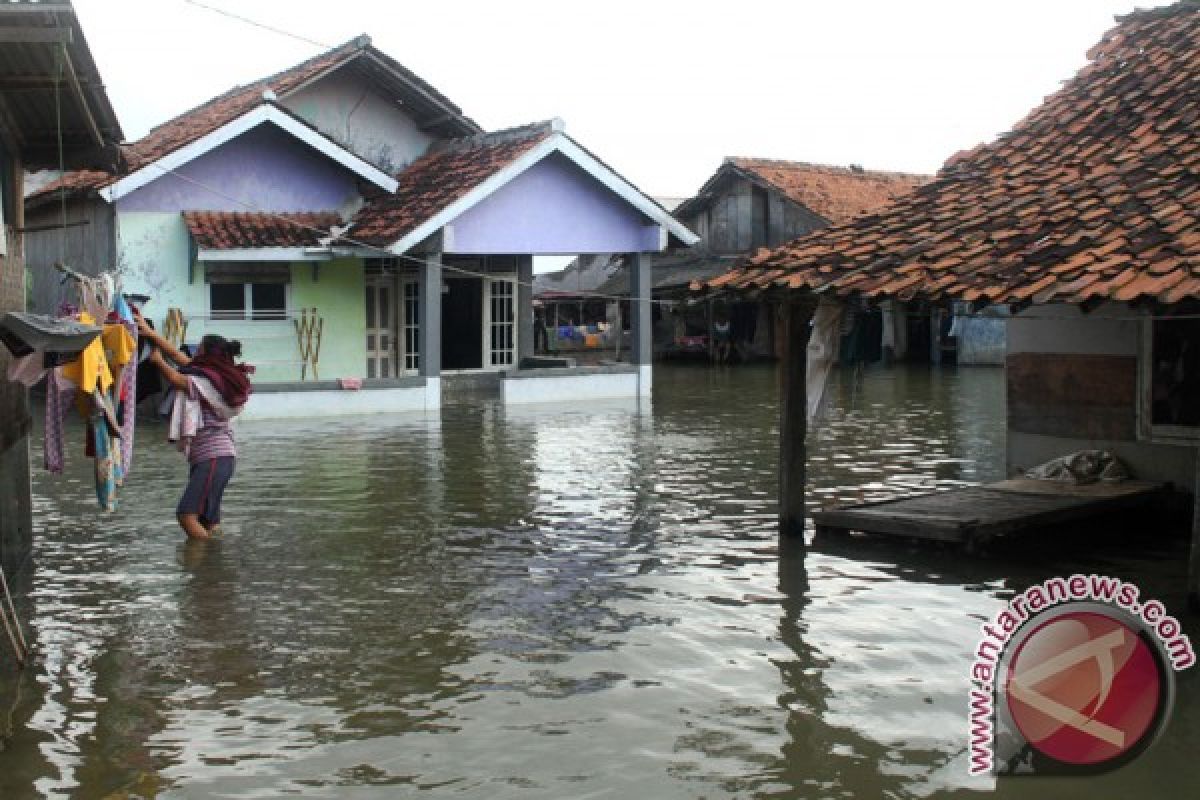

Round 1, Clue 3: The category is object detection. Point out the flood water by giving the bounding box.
[2,364,1197,798]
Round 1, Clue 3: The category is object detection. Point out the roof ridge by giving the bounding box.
[727,156,930,181]
[433,119,560,153]
[1116,0,1199,23]
[133,35,367,145]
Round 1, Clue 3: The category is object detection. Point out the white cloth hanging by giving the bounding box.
[807,298,844,424]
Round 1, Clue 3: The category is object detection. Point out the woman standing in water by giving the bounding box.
[136,311,253,540]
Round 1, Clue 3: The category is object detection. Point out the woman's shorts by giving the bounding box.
[177,456,236,526]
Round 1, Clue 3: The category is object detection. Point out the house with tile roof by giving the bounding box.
[702,2,1200,560]
[24,35,696,416]
[554,157,927,362]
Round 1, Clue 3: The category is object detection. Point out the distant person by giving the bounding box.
[713,314,732,364]
[136,309,253,541]
[534,307,549,354]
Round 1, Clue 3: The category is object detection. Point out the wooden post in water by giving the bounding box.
[779,298,816,538]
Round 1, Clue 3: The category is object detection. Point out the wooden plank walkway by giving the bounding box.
[812,479,1166,551]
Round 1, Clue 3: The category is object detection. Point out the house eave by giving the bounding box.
[386,131,700,255]
[98,104,399,203]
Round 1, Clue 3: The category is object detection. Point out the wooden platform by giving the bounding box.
[812,479,1167,551]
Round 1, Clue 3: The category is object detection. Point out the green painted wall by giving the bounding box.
[116,213,367,383]
[290,257,366,382]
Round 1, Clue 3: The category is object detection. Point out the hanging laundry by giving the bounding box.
[6,353,47,388]
[105,294,139,479]
[43,368,77,474]
[60,312,114,395]
[91,411,117,513]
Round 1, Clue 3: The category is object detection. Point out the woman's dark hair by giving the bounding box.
[200,334,243,359]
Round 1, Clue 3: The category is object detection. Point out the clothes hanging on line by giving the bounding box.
[60,312,114,395]
[6,353,47,388]
[44,368,77,475]
[34,269,142,511]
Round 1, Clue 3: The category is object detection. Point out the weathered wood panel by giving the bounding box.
[750,185,767,250]
[1,152,32,578]
[766,193,787,247]
[734,182,753,252]
[1007,352,1137,439]
[24,197,115,314]
[814,480,1165,550]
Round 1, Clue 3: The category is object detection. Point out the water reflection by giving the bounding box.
[0,364,1194,798]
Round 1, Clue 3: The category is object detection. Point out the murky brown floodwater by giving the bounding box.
[2,364,1196,798]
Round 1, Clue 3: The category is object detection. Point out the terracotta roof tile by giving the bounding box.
[348,121,554,246]
[727,158,928,224]
[705,2,1200,307]
[183,211,343,249]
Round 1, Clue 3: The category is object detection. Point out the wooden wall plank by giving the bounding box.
[1007,352,1137,440]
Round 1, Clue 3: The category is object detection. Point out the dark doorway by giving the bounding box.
[442,277,483,370]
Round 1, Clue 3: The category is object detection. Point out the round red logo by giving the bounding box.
[1004,610,1166,768]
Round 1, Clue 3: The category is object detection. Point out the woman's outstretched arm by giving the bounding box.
[134,308,192,367]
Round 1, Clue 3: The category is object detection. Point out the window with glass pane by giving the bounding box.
[251,283,287,320]
[1150,318,1200,429]
[210,283,246,319]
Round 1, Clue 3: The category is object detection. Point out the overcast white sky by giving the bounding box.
[73,0,1173,199]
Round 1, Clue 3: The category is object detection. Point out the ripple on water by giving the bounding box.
[1,364,1195,799]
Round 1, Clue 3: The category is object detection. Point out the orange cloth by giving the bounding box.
[60,313,113,395]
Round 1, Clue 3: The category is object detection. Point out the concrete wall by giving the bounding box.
[1006,304,1197,488]
[502,366,641,404]
[243,380,431,419]
[115,125,361,214]
[956,316,1006,365]
[446,154,661,255]
[283,67,434,174]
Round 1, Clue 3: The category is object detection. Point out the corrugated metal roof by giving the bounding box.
[0,0,122,168]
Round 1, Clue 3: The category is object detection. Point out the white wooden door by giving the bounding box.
[365,276,397,379]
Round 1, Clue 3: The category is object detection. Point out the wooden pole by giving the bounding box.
[779,298,815,538]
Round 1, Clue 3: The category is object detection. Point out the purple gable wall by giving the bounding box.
[445,153,662,255]
[115,124,360,212]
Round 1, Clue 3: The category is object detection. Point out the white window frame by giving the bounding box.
[1138,317,1200,444]
[207,280,291,321]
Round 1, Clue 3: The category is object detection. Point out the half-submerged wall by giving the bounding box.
[1006,304,1196,488]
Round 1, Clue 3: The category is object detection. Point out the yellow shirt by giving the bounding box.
[101,323,135,368]
[61,313,113,395]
